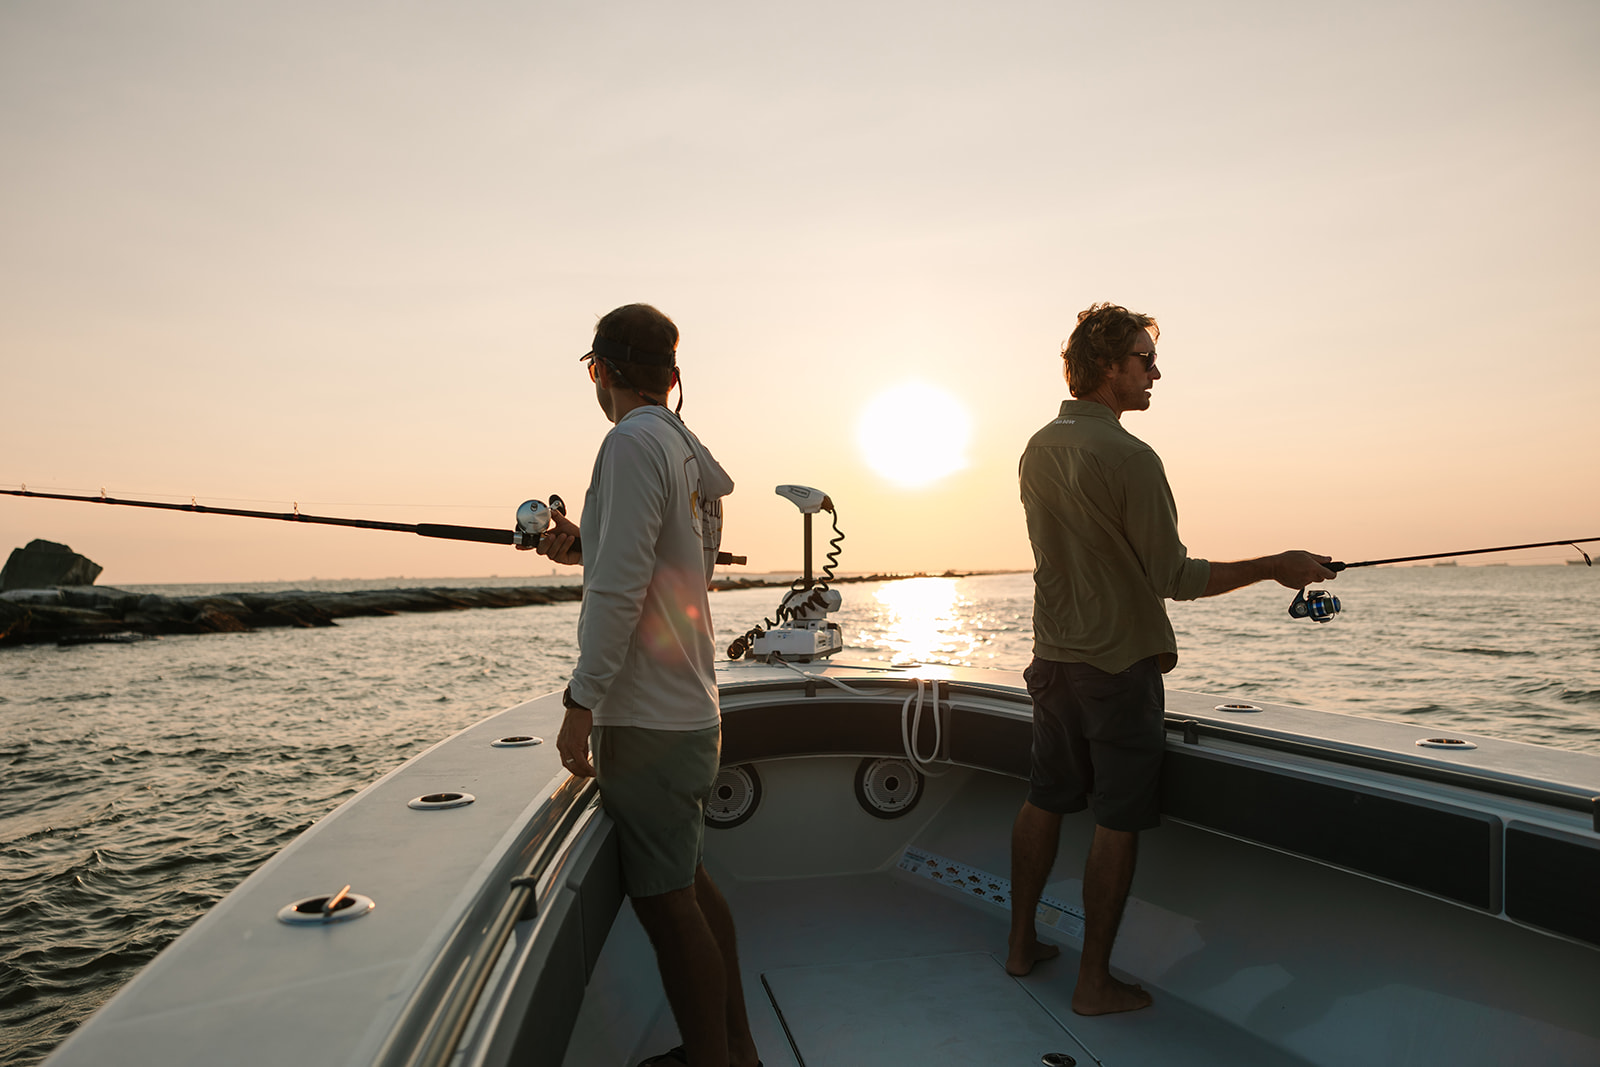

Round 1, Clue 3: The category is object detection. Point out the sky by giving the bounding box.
[2,0,1597,585]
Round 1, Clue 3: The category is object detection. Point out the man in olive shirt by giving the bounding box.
[1005,303,1334,1016]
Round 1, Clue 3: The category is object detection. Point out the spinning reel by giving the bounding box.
[1288,587,1341,623]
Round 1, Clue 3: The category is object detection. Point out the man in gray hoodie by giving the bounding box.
[537,304,757,1067]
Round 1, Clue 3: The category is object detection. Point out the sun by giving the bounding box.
[856,382,972,488]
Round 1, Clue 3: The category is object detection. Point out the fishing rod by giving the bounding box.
[1327,537,1597,572]
[0,487,748,565]
[1289,536,1597,623]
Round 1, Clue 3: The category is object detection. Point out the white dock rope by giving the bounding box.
[900,678,949,776]
[766,659,952,776]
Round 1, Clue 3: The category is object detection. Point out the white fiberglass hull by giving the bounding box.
[43,661,1600,1067]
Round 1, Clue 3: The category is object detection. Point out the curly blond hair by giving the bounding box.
[1061,303,1159,397]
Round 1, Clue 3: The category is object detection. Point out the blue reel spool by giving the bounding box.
[1289,587,1341,623]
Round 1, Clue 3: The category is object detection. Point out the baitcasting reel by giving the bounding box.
[1288,587,1341,623]
[513,494,568,549]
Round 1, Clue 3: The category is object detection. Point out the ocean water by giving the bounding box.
[2,566,1597,1064]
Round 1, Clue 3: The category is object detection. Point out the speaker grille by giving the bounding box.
[855,757,924,819]
[705,764,761,828]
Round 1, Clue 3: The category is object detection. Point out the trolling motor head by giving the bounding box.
[1289,587,1341,623]
[774,484,832,514]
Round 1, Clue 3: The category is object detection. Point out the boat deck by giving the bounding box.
[562,755,1309,1067]
[561,752,1600,1067]
[704,870,1301,1066]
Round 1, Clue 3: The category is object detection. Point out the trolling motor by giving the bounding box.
[1288,587,1341,623]
[729,485,845,662]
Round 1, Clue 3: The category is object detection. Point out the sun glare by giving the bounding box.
[856,382,972,488]
[870,577,970,665]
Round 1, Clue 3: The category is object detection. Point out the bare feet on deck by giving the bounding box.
[1004,938,1061,977]
[1072,973,1152,1015]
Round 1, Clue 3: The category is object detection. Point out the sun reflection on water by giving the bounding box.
[860,577,977,665]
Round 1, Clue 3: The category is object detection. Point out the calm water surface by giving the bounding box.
[3,566,1596,1063]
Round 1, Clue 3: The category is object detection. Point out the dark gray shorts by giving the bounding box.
[1025,655,1165,832]
[591,724,720,899]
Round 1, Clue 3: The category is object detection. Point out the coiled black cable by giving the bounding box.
[727,505,846,660]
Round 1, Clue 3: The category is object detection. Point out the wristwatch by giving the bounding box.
[561,685,588,712]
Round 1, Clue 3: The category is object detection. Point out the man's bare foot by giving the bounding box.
[1004,939,1061,976]
[1071,974,1152,1015]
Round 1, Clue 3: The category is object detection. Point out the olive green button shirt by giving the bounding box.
[1021,400,1211,674]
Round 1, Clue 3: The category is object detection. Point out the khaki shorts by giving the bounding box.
[591,723,721,899]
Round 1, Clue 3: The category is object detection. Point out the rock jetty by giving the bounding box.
[1,539,103,591]
[0,584,582,646]
[0,572,976,647]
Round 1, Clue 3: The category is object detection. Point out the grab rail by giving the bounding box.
[372,773,598,1067]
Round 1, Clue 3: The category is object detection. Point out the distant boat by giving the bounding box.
[1433,560,1458,566]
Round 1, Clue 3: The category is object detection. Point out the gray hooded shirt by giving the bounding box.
[569,405,735,730]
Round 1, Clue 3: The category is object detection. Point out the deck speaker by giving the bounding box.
[705,764,761,828]
[854,757,923,819]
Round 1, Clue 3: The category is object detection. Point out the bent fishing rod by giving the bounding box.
[0,487,749,566]
[1287,536,1597,623]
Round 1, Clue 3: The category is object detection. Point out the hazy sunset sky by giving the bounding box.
[3,0,1596,584]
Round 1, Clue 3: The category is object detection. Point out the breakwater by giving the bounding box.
[0,572,973,646]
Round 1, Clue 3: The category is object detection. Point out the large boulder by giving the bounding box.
[0,540,103,591]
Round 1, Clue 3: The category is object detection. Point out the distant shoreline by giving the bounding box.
[0,570,1020,648]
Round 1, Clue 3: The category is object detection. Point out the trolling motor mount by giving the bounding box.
[743,484,845,663]
[1288,587,1341,623]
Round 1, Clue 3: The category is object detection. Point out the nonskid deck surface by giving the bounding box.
[575,867,1306,1067]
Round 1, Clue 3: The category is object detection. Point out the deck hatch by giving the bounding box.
[1504,824,1600,948]
[761,952,1091,1066]
[1163,751,1500,909]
